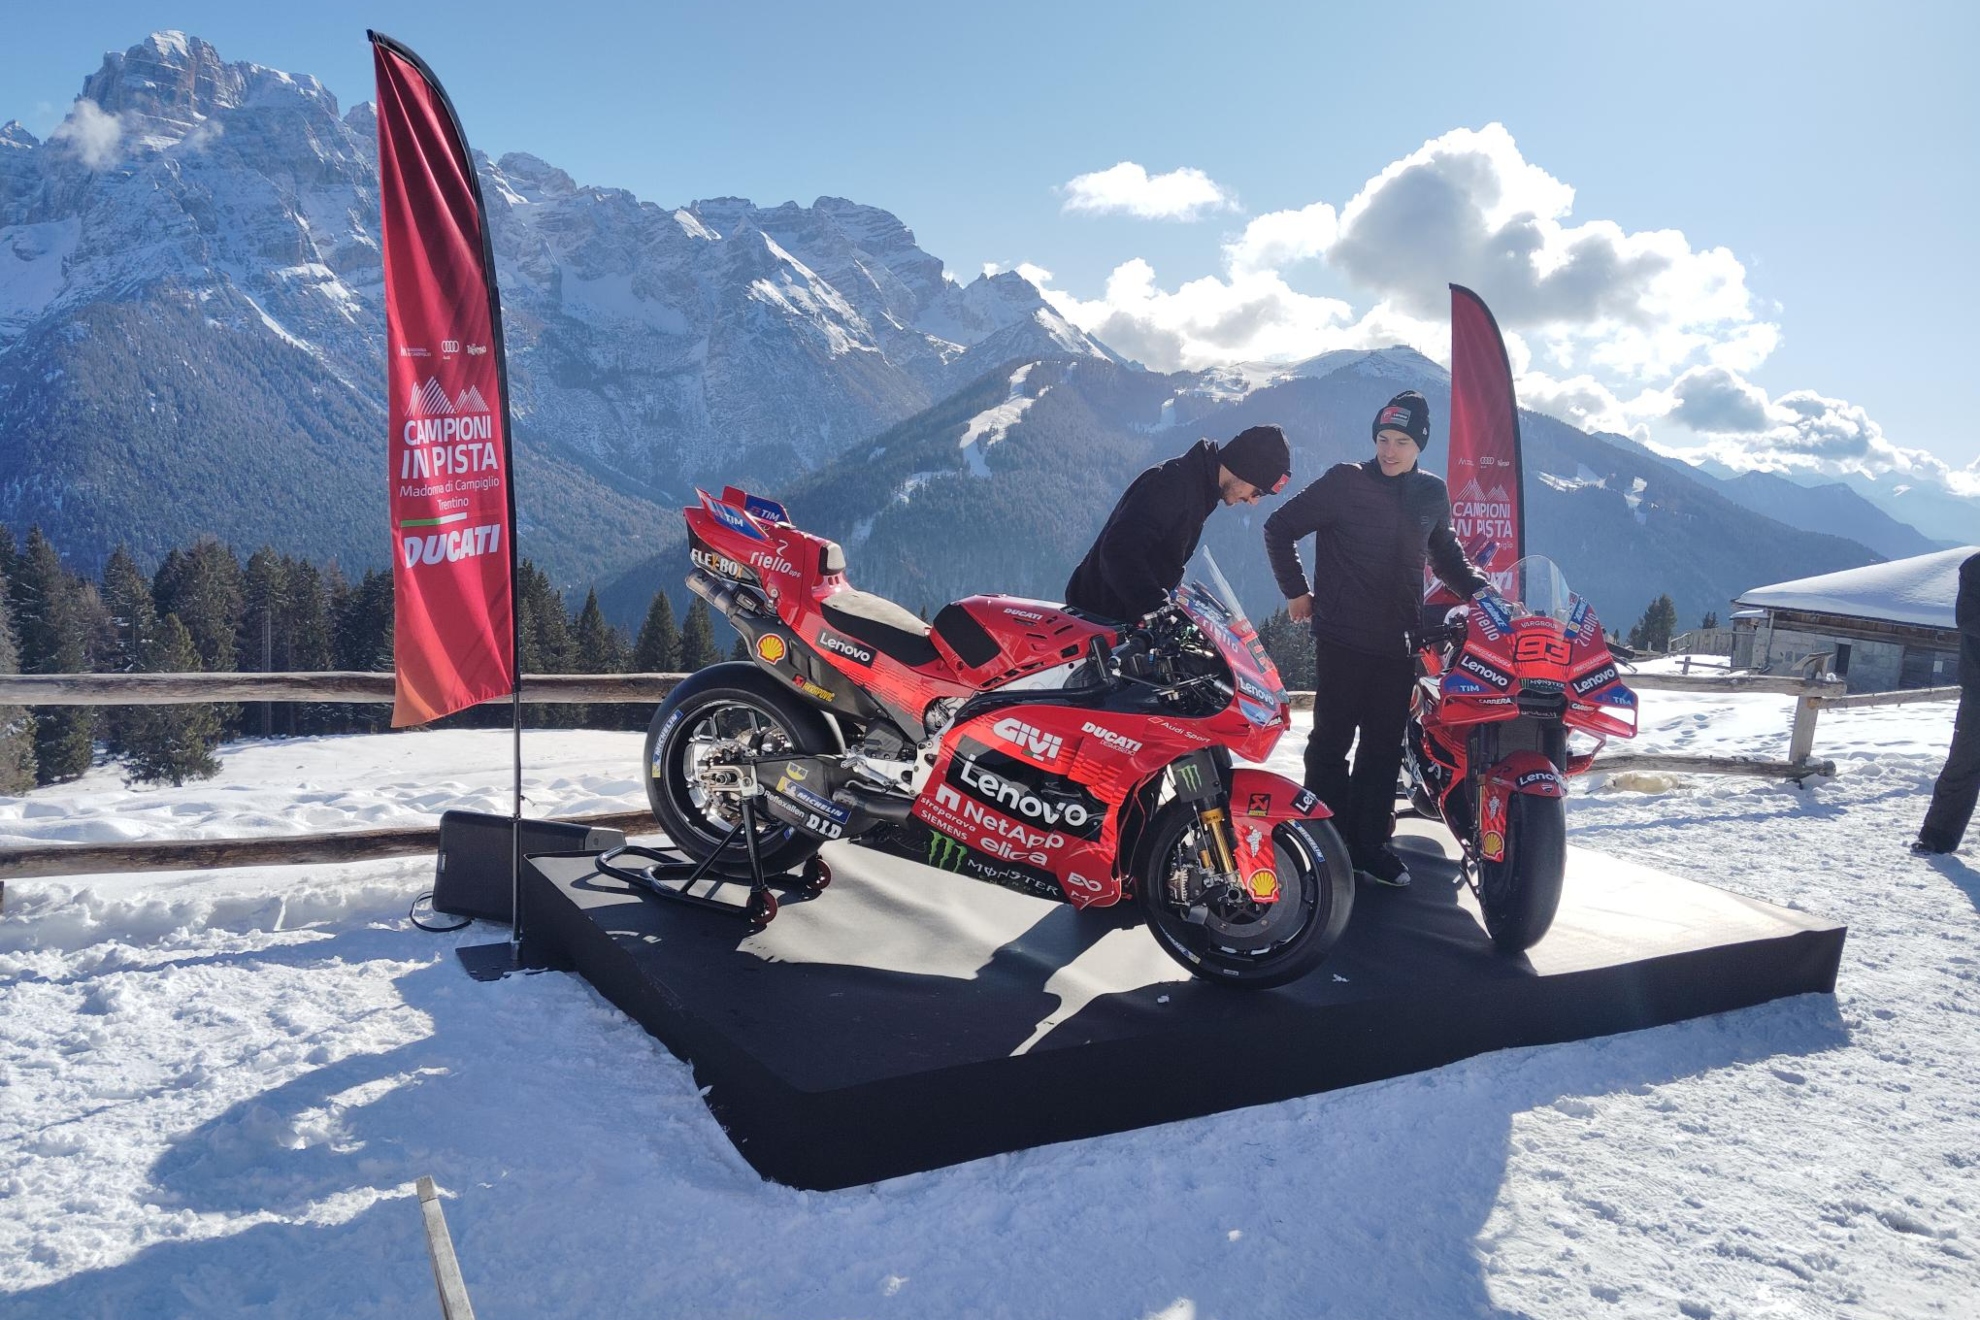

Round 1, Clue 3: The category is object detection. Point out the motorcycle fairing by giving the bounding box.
[1476,749,1565,863]
[1227,768,1335,906]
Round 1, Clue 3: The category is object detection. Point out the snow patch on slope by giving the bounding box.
[0,220,80,340]
[958,361,1048,476]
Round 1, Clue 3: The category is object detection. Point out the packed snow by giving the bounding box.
[958,362,1047,476]
[1,683,1975,1317]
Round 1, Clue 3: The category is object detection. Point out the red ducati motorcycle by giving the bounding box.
[635,486,1354,988]
[1403,556,1638,952]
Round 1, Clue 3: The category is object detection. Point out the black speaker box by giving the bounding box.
[433,811,627,924]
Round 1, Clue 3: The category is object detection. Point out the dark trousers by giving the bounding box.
[1921,686,1980,851]
[1304,638,1417,862]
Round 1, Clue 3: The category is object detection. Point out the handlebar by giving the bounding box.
[1608,641,1638,660]
[1407,621,1467,653]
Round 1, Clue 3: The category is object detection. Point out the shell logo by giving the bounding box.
[1481,829,1506,861]
[1245,869,1279,901]
[755,634,788,664]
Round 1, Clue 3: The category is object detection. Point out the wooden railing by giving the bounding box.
[0,668,1959,881]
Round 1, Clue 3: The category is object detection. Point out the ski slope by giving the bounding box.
[0,682,1974,1317]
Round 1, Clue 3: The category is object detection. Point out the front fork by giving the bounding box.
[1166,748,1282,911]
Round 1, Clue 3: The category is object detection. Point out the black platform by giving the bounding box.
[519,821,1845,1191]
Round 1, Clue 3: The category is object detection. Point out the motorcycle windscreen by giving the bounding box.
[1176,547,1286,716]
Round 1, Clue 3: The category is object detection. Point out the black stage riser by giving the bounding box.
[518,825,1845,1192]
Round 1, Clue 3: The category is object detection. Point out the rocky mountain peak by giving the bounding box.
[81,33,243,128]
[495,152,577,200]
[1,121,38,150]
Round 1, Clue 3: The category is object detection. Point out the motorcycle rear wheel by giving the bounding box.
[1137,801,1353,989]
[1477,792,1567,953]
[644,663,838,878]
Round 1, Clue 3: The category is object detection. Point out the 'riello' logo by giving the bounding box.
[400,379,499,480]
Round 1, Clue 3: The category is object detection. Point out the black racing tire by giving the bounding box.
[1478,792,1567,953]
[1136,799,1354,989]
[643,663,839,878]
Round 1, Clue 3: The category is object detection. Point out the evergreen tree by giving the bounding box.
[1701,610,1719,630]
[1254,607,1316,692]
[236,548,288,737]
[515,561,574,727]
[0,577,35,793]
[730,635,750,661]
[570,589,625,673]
[10,528,94,782]
[99,546,162,757]
[101,546,159,672]
[679,598,721,671]
[1627,594,1679,653]
[121,614,221,786]
[629,591,681,731]
[332,568,395,733]
[631,591,680,672]
[0,527,16,590]
[283,558,336,735]
[153,539,245,672]
[568,588,626,729]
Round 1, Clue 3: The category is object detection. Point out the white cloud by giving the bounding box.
[1060,162,1238,221]
[1662,364,1970,489]
[49,98,123,170]
[1030,259,1355,372]
[1223,202,1337,276]
[1324,125,1764,380]
[1024,124,1971,497]
[1516,371,1669,441]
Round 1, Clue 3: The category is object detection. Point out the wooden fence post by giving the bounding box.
[417,1176,476,1320]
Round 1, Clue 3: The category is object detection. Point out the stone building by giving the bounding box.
[1730,547,1976,692]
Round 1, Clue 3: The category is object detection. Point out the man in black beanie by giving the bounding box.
[1264,390,1488,887]
[1065,424,1291,622]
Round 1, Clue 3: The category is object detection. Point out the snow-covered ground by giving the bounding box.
[1,679,1975,1317]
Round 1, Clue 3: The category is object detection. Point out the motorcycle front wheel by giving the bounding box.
[1136,800,1354,989]
[1477,792,1567,953]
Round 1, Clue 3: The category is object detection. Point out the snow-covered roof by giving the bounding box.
[1736,546,1978,629]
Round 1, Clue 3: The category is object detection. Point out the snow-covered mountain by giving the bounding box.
[0,32,1114,581]
[600,346,1886,635]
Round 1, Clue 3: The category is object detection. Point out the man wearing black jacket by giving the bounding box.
[1065,425,1292,622]
[1264,390,1488,887]
[1915,550,1980,856]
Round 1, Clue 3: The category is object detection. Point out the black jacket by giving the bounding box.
[1959,551,1979,691]
[1264,460,1488,657]
[1065,439,1221,621]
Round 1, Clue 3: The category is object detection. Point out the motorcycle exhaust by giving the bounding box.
[686,569,740,616]
[841,781,914,825]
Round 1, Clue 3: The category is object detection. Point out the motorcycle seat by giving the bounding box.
[820,589,941,667]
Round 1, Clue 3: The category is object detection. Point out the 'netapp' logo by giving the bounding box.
[817,629,873,667]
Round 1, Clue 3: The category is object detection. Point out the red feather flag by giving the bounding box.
[371,32,518,727]
[1432,283,1526,604]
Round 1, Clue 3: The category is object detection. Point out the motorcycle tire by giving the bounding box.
[1477,791,1567,953]
[644,663,839,878]
[1136,799,1354,989]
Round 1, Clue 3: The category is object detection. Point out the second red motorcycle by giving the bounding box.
[1403,556,1638,951]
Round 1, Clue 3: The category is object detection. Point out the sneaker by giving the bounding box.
[1355,846,1412,888]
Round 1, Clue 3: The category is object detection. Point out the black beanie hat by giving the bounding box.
[1218,424,1291,494]
[1372,391,1431,450]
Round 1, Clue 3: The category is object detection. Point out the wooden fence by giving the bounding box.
[0,667,1960,881]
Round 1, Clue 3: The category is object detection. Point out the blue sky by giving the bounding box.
[7,1,1978,483]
